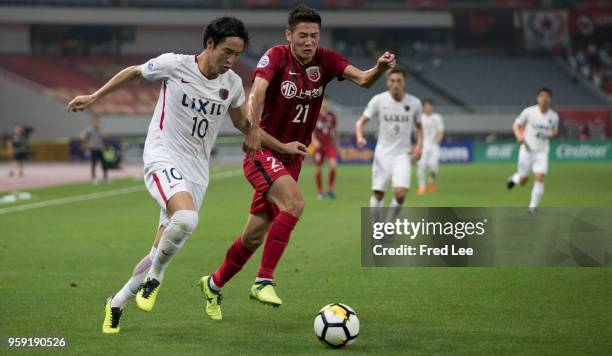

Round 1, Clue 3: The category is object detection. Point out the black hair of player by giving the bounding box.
[288,4,322,31]
[386,66,406,78]
[203,16,249,50]
[423,98,434,106]
[537,87,552,97]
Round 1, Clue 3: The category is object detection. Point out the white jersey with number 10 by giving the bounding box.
[141,52,245,186]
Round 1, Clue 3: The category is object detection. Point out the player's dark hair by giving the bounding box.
[538,87,552,97]
[288,4,322,31]
[203,16,249,50]
[386,66,406,78]
[423,98,434,106]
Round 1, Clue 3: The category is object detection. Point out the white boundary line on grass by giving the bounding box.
[0,169,243,216]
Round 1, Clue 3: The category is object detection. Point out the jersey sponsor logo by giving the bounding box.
[281,80,298,99]
[383,113,411,122]
[181,93,225,116]
[219,88,229,100]
[280,80,324,99]
[257,55,270,68]
[306,66,321,82]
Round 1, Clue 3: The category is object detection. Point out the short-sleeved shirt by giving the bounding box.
[141,52,245,186]
[83,126,104,150]
[363,91,422,157]
[314,111,337,147]
[10,132,28,154]
[421,112,444,149]
[253,45,350,163]
[515,105,559,153]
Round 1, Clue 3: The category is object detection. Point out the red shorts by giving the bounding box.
[243,148,302,219]
[313,145,337,166]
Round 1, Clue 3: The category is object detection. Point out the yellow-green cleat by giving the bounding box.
[135,277,161,312]
[250,280,282,307]
[198,276,222,320]
[102,296,122,334]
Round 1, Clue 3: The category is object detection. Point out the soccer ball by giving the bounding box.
[313,303,360,348]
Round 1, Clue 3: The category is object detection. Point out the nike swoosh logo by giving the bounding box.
[169,183,179,189]
[181,78,191,83]
[289,71,298,75]
[161,250,171,256]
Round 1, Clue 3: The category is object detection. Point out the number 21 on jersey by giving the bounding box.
[292,104,309,123]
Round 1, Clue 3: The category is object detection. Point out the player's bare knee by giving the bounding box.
[373,191,384,201]
[170,210,199,234]
[520,177,529,185]
[534,174,545,182]
[395,195,406,205]
[242,231,265,250]
[286,194,305,217]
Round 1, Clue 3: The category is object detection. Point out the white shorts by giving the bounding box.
[372,153,411,191]
[418,145,440,172]
[517,144,549,177]
[144,162,207,227]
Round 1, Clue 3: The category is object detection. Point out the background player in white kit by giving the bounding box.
[506,88,559,212]
[417,99,444,195]
[67,17,262,334]
[356,67,423,222]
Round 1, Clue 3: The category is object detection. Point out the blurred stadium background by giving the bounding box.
[1,2,612,354]
[0,0,610,191]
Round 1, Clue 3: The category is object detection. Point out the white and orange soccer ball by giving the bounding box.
[313,303,360,348]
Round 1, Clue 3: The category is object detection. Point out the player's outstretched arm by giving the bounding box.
[67,65,143,112]
[229,105,261,160]
[355,115,369,148]
[342,52,396,88]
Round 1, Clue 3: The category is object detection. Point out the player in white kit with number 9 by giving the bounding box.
[356,67,423,222]
[507,87,559,213]
[67,17,264,334]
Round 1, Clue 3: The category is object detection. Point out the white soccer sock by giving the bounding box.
[369,195,383,208]
[148,210,198,281]
[369,195,383,223]
[111,246,156,309]
[385,197,404,222]
[208,276,221,291]
[511,173,521,184]
[255,277,273,283]
[417,164,426,188]
[529,181,544,208]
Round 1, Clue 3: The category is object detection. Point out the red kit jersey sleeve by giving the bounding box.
[253,46,284,83]
[320,48,350,83]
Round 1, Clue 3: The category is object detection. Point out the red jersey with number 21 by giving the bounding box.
[253,45,350,162]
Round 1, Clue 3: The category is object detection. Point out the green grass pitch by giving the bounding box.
[1,162,611,355]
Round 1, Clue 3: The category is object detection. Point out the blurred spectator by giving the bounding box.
[6,123,32,178]
[565,40,612,94]
[81,115,109,184]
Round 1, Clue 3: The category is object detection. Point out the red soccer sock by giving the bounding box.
[328,167,336,190]
[212,237,255,288]
[257,211,299,279]
[315,170,323,193]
